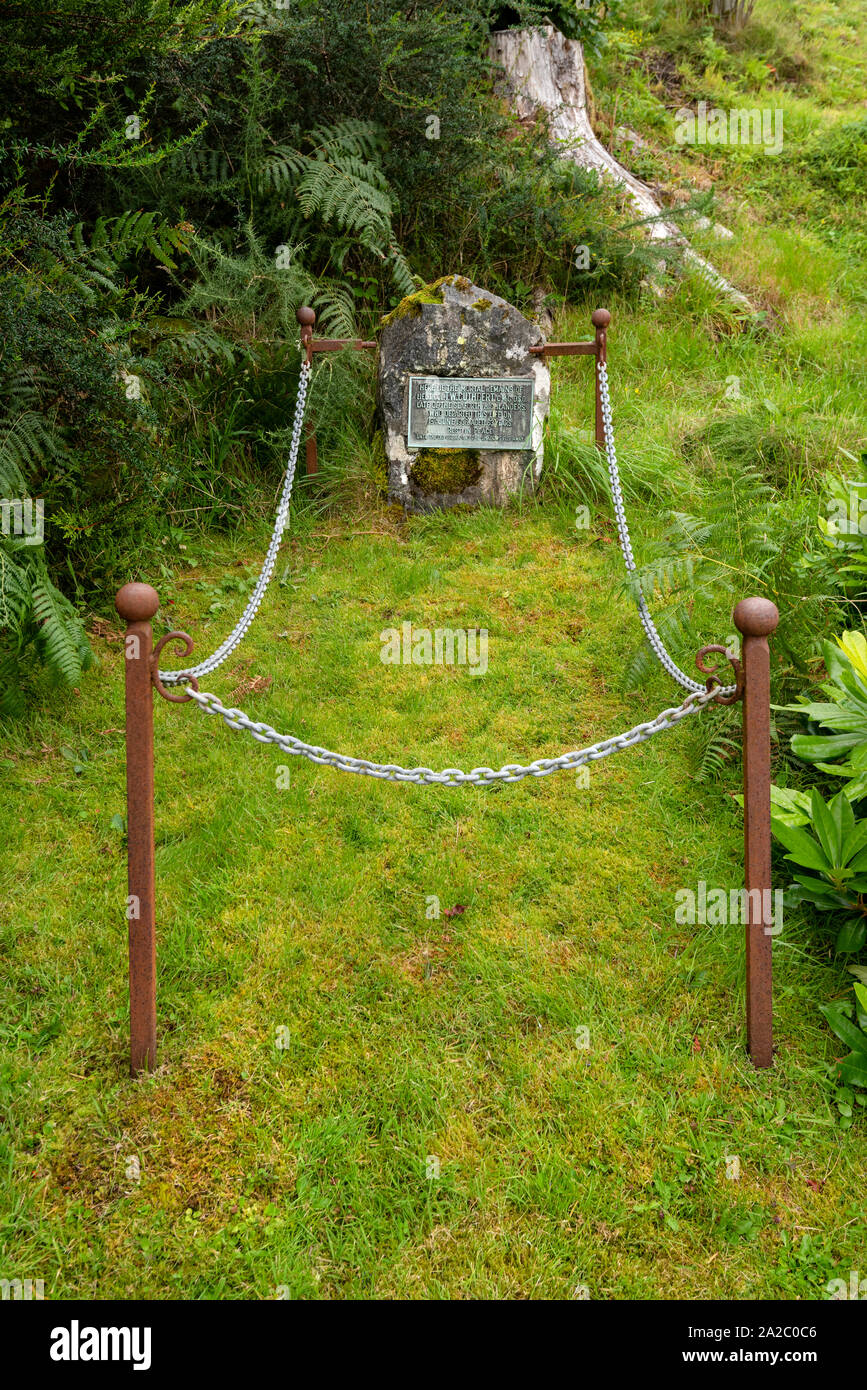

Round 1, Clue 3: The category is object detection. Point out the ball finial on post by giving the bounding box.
[592,309,611,445]
[115,582,160,624]
[734,596,779,638]
[297,305,316,367]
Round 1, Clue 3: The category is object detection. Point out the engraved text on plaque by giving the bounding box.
[408,375,534,450]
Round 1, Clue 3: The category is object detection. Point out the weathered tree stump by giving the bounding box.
[489,25,752,311]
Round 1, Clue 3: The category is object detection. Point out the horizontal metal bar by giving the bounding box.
[310,339,377,353]
[529,341,596,356]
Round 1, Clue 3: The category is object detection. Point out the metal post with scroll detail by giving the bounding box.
[115,582,160,1075]
[115,583,197,1075]
[734,596,779,1068]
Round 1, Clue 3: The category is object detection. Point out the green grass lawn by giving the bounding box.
[2,0,866,1302]
[1,494,864,1299]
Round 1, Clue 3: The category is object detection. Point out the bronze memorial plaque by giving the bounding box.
[407,375,534,451]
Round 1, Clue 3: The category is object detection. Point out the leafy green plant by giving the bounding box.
[0,191,189,709]
[771,787,867,954]
[527,1,626,55]
[769,782,862,827]
[783,634,867,793]
[820,976,867,1089]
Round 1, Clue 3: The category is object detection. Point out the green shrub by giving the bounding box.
[820,979,867,1089]
[772,787,867,955]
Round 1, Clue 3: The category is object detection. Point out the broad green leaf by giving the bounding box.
[836,918,867,953]
[770,785,812,814]
[791,733,862,763]
[834,788,856,845]
[844,841,867,871]
[820,1000,867,1054]
[776,701,849,723]
[837,1054,867,1088]
[790,874,848,905]
[836,631,867,683]
[769,785,811,828]
[822,639,867,703]
[811,789,842,865]
[770,818,831,873]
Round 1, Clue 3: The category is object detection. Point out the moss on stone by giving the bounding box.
[411,448,481,495]
[379,275,489,327]
[380,275,458,327]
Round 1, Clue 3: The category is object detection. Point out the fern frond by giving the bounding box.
[310,283,357,339]
[622,601,697,691]
[256,145,306,193]
[308,119,384,162]
[0,646,26,719]
[694,727,741,783]
[31,580,89,688]
[0,549,32,632]
[0,411,63,494]
[82,210,192,270]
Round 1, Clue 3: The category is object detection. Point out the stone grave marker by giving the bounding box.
[378,275,550,512]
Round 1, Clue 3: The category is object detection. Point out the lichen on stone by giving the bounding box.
[471,298,492,311]
[411,448,481,495]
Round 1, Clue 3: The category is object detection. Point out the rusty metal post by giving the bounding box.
[115,582,160,1075]
[297,305,318,475]
[734,596,780,1068]
[592,308,610,448]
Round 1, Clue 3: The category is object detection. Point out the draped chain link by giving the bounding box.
[597,359,737,698]
[161,348,730,781]
[160,358,311,685]
[185,683,720,785]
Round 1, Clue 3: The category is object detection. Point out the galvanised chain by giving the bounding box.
[597,359,736,698]
[160,358,312,685]
[160,349,728,782]
[185,683,719,785]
